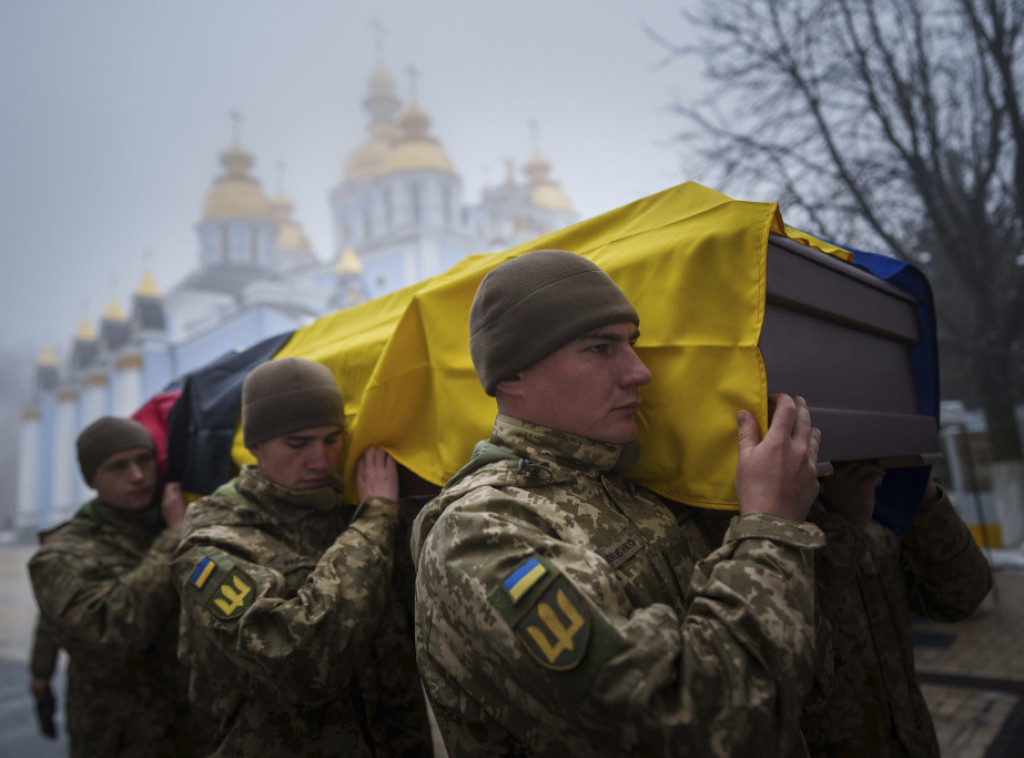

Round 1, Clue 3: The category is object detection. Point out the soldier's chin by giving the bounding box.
[600,422,638,446]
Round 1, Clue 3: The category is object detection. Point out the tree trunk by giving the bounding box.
[975,352,1024,462]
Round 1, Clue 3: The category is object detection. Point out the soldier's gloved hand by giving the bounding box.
[31,680,57,739]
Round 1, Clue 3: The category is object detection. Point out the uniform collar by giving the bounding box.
[491,414,640,474]
[236,464,344,520]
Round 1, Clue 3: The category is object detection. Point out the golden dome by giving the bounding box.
[136,271,161,298]
[103,298,126,321]
[523,149,574,212]
[335,245,364,276]
[76,318,98,341]
[344,123,398,181]
[531,183,575,212]
[269,194,313,253]
[38,346,59,366]
[382,105,455,175]
[202,144,269,220]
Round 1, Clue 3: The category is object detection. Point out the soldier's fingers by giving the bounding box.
[792,396,812,443]
[807,427,821,465]
[764,394,796,441]
[736,410,761,458]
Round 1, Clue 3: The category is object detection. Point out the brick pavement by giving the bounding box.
[915,568,1024,757]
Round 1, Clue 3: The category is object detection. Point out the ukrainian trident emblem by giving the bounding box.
[515,577,591,670]
[207,569,254,621]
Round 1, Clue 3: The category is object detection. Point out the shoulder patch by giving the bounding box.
[503,556,548,603]
[488,554,593,672]
[206,568,255,621]
[185,548,258,624]
[190,556,217,589]
[514,576,590,670]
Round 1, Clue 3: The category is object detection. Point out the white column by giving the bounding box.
[79,374,108,428]
[114,353,143,416]
[15,411,40,532]
[51,389,80,523]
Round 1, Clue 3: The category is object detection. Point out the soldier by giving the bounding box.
[172,357,430,757]
[412,249,826,756]
[28,416,189,758]
[801,462,993,756]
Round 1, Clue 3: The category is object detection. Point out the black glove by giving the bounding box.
[33,687,57,739]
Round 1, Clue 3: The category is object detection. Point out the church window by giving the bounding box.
[250,227,259,264]
[363,209,373,240]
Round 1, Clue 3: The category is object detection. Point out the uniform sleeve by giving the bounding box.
[809,502,869,620]
[29,615,60,680]
[417,492,824,756]
[173,496,398,706]
[28,529,181,659]
[898,484,993,621]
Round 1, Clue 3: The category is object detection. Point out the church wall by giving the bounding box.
[173,306,300,380]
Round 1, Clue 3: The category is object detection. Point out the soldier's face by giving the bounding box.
[250,425,344,490]
[502,321,651,444]
[91,448,158,511]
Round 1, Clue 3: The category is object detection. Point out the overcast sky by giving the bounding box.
[0,0,702,363]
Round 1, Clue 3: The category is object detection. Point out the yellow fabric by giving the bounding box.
[232,182,851,509]
[783,225,854,262]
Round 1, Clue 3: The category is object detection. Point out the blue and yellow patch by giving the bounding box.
[190,557,216,589]
[503,557,547,603]
[186,549,258,625]
[513,576,591,670]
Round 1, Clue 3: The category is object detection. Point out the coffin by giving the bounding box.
[760,234,941,468]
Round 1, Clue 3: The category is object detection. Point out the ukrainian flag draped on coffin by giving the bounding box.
[224,181,854,509]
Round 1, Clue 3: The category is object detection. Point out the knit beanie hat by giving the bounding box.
[469,249,639,395]
[242,358,344,447]
[77,417,155,485]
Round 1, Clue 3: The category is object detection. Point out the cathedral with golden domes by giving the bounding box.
[14,62,577,532]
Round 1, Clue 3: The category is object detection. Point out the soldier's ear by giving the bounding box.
[495,375,524,398]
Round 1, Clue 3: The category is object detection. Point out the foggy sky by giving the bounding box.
[0,0,701,366]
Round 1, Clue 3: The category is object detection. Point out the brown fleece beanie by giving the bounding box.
[242,358,344,447]
[77,417,155,485]
[469,249,639,395]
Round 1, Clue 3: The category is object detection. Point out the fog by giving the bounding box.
[0,0,700,361]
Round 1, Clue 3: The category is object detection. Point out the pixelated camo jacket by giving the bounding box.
[29,500,185,758]
[412,414,826,757]
[173,465,429,758]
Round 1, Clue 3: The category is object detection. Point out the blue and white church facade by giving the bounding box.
[14,62,578,533]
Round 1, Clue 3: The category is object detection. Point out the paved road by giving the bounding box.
[0,543,67,757]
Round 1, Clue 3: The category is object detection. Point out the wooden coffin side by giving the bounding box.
[761,235,942,467]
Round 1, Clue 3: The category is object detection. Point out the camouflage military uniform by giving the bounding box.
[28,500,187,758]
[800,484,993,757]
[29,613,60,686]
[412,414,826,757]
[172,464,430,758]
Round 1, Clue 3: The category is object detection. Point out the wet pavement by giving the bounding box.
[1,538,1022,757]
[0,543,67,757]
[914,567,1024,757]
